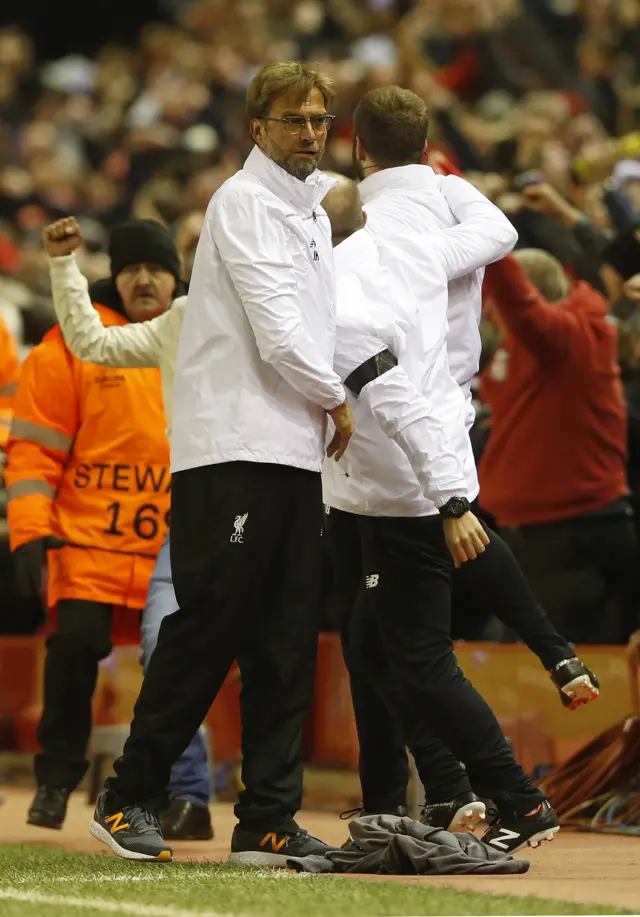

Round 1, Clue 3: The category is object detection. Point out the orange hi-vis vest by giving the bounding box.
[5,302,170,610]
[0,313,20,449]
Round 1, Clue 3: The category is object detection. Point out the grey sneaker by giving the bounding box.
[228,824,334,867]
[89,791,172,862]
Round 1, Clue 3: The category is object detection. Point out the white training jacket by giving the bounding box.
[49,255,183,436]
[323,175,518,518]
[171,146,345,476]
[360,164,485,427]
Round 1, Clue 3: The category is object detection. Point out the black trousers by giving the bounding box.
[36,599,114,789]
[500,502,639,645]
[107,461,324,831]
[326,508,561,813]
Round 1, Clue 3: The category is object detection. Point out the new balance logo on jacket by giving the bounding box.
[365,574,379,589]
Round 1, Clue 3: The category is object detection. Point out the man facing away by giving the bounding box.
[322,167,598,853]
[89,61,354,864]
[320,86,577,855]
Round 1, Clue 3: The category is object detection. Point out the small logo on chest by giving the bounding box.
[94,372,126,390]
[309,239,320,262]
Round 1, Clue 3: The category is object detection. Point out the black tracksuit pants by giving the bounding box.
[36,599,115,790]
[326,507,567,814]
[106,461,324,832]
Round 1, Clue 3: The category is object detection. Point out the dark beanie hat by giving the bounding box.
[109,219,181,281]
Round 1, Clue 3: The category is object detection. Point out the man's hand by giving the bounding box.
[521,183,563,214]
[520,183,581,228]
[624,273,640,304]
[43,217,83,258]
[443,512,490,568]
[326,401,355,461]
[13,535,67,599]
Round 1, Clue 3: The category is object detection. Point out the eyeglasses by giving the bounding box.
[262,115,336,135]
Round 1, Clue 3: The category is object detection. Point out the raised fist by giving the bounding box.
[43,217,83,258]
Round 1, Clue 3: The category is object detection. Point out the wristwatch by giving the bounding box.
[438,497,471,519]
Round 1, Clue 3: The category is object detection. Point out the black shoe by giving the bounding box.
[228,824,335,867]
[27,786,70,830]
[159,799,214,841]
[550,658,600,710]
[482,799,559,855]
[89,790,173,862]
[339,804,409,820]
[421,792,486,832]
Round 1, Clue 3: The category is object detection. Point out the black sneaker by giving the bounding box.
[228,824,335,867]
[482,799,559,854]
[421,792,486,832]
[550,658,600,710]
[27,786,70,830]
[159,799,214,841]
[339,804,409,820]
[89,790,173,862]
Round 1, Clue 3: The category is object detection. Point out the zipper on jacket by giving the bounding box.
[312,211,317,222]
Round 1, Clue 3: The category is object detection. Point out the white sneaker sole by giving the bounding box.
[485,823,560,854]
[512,825,560,853]
[227,851,291,868]
[561,675,600,710]
[448,800,486,833]
[89,819,172,862]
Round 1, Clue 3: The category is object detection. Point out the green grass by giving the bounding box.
[0,846,629,917]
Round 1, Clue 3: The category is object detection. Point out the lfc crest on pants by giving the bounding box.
[230,512,248,543]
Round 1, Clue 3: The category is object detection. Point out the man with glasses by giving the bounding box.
[90,61,354,865]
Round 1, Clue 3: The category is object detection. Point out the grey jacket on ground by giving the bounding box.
[287,815,529,876]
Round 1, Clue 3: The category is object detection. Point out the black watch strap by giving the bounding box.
[345,348,398,397]
[438,497,471,519]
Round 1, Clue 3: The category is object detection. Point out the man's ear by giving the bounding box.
[250,118,262,145]
[354,136,365,164]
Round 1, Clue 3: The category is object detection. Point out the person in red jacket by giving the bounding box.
[479,250,636,644]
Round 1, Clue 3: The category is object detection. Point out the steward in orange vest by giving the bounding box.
[5,220,179,826]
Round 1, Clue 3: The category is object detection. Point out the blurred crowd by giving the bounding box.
[1,0,640,642]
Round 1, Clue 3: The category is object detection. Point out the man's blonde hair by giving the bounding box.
[246,61,335,121]
[514,249,570,303]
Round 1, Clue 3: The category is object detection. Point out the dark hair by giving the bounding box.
[354,86,429,167]
[246,61,334,120]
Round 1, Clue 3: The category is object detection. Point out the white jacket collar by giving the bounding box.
[359,164,439,205]
[243,145,337,213]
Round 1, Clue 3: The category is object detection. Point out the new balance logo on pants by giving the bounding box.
[365,574,379,589]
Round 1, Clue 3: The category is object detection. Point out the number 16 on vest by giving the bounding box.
[104,502,170,540]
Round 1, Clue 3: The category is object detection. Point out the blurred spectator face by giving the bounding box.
[582,183,611,231]
[176,212,205,282]
[115,264,176,322]
[85,174,121,215]
[20,121,56,157]
[162,83,211,127]
[0,70,17,106]
[188,168,230,211]
[251,88,331,180]
[624,180,640,214]
[0,28,33,76]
